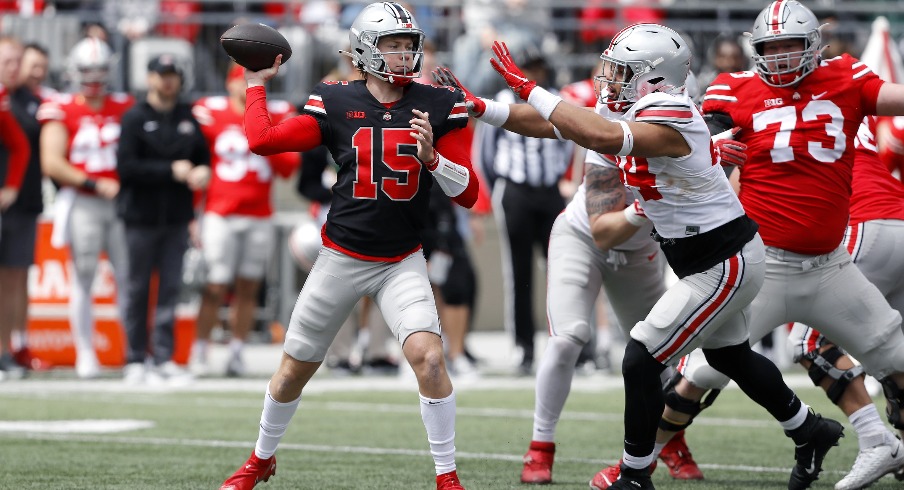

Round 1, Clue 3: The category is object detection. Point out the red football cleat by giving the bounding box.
[220,451,276,490]
[436,470,465,489]
[589,459,657,490]
[13,347,52,371]
[521,440,555,484]
[658,431,704,480]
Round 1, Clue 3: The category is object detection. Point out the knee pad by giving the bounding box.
[802,346,864,404]
[880,377,904,430]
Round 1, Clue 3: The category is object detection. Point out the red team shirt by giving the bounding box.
[0,84,30,190]
[850,116,904,225]
[703,54,885,254]
[36,92,134,185]
[192,96,300,217]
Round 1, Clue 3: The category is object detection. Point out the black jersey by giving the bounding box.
[302,80,468,259]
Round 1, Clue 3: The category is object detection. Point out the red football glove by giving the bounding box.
[711,127,747,167]
[431,66,486,117]
[489,41,537,101]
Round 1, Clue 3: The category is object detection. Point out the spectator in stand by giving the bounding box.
[190,62,300,377]
[38,37,133,379]
[116,54,209,385]
[3,42,54,373]
[0,36,31,377]
[695,34,749,100]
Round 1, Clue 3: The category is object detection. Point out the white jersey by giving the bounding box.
[596,92,744,239]
[563,174,654,252]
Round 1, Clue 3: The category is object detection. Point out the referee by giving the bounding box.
[473,46,572,375]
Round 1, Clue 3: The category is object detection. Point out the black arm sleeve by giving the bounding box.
[191,119,211,168]
[702,111,735,137]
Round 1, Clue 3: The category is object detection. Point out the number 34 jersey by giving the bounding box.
[303,80,468,259]
[702,54,885,254]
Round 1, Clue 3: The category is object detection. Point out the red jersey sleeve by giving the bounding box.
[0,91,30,189]
[244,86,322,155]
[434,127,478,208]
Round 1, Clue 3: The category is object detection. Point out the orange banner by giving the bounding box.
[26,218,194,367]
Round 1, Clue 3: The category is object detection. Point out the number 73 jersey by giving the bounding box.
[702,53,885,254]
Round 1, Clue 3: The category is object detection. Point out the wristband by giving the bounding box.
[479,98,510,127]
[526,87,563,121]
[623,202,649,226]
[425,152,440,171]
[616,120,634,156]
[81,178,98,191]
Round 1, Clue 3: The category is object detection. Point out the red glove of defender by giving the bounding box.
[489,41,537,101]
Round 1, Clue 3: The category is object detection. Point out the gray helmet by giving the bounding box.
[67,37,113,93]
[749,0,822,87]
[348,2,424,86]
[596,23,691,112]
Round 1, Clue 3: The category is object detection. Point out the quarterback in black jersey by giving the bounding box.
[220,3,475,490]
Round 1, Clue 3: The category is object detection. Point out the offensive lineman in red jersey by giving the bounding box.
[437,22,842,490]
[219,3,475,490]
[190,63,300,378]
[38,37,134,380]
[627,2,904,489]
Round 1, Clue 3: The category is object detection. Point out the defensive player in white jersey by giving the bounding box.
[38,37,134,379]
[437,23,842,490]
[190,63,300,377]
[636,2,904,489]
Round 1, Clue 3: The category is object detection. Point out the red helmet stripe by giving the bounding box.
[769,1,785,31]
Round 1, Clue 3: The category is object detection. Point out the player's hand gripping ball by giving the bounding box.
[220,23,292,72]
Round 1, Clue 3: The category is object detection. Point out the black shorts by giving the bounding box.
[0,212,39,267]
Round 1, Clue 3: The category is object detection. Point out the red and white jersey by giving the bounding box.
[560,78,597,108]
[599,92,743,239]
[193,96,300,217]
[702,54,885,254]
[850,116,904,225]
[36,92,134,183]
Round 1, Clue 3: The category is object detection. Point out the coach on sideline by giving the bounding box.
[116,54,210,384]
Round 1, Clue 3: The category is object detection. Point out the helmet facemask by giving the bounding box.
[748,0,824,88]
[359,31,423,86]
[751,37,823,87]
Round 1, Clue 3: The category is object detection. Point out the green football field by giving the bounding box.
[0,371,901,489]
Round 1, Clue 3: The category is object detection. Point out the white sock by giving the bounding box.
[652,441,667,459]
[532,337,583,442]
[623,451,656,470]
[420,391,457,475]
[191,340,208,361]
[69,280,95,353]
[254,385,301,459]
[229,338,244,356]
[11,331,25,351]
[780,403,810,431]
[849,404,889,449]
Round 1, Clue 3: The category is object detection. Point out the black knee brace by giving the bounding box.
[803,346,864,404]
[880,377,904,430]
[660,381,721,432]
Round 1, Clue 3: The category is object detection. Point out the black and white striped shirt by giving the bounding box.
[473,89,572,188]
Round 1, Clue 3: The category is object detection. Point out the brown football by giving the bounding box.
[220,23,292,72]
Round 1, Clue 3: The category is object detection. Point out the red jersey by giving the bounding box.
[560,78,597,108]
[193,96,300,217]
[879,116,904,178]
[36,92,134,183]
[850,116,904,225]
[702,54,884,254]
[0,83,30,190]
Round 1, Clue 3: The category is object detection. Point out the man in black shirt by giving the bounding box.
[116,54,210,384]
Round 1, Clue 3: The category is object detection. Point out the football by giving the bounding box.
[220,23,292,72]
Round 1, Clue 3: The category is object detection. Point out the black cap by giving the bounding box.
[148,54,182,76]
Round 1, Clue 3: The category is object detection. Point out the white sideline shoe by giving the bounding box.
[835,438,904,490]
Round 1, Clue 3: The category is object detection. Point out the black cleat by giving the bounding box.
[785,412,844,490]
[605,464,655,490]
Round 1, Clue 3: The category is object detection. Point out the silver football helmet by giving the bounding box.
[67,37,113,96]
[348,2,424,86]
[749,0,822,87]
[595,23,691,112]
